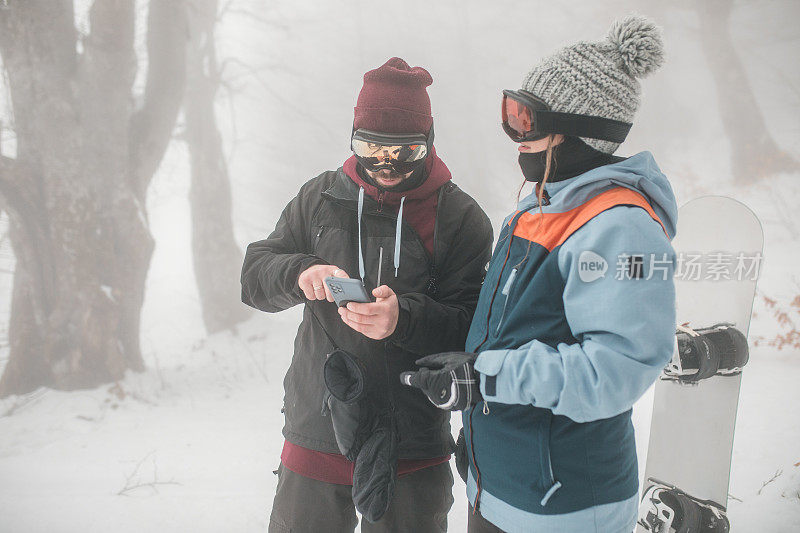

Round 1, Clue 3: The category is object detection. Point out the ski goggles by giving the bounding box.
[351,129,429,174]
[501,89,633,144]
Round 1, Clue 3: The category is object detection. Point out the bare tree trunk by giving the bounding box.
[697,0,798,182]
[184,0,250,333]
[0,0,187,396]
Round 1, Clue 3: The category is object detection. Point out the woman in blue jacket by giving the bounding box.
[402,15,678,533]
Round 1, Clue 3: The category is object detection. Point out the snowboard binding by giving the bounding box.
[637,478,730,533]
[662,323,749,384]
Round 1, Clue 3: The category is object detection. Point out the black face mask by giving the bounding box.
[518,150,550,183]
[518,137,625,183]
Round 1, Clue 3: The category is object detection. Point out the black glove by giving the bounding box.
[323,349,373,461]
[352,412,398,523]
[400,351,482,411]
[454,427,469,483]
[323,349,398,522]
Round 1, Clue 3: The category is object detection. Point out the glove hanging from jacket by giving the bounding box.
[400,351,482,411]
[323,349,398,523]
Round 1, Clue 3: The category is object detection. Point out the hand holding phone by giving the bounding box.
[298,265,350,302]
[338,284,399,341]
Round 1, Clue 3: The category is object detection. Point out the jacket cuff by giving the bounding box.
[474,350,509,401]
[293,255,328,298]
[388,295,412,344]
[474,350,507,376]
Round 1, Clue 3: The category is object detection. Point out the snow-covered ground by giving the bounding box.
[2,1,800,531]
[0,316,798,531]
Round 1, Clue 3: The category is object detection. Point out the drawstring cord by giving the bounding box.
[357,187,365,281]
[394,196,405,277]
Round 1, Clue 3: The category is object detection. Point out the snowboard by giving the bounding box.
[636,196,764,532]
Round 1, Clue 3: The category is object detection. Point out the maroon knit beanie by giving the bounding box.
[353,57,433,134]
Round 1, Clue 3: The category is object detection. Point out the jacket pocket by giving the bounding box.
[533,410,555,488]
[534,410,562,506]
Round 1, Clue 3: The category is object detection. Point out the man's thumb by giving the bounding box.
[373,284,394,300]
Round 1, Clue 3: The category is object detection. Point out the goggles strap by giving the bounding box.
[534,111,632,143]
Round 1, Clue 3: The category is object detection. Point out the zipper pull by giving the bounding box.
[378,192,385,212]
[482,401,490,415]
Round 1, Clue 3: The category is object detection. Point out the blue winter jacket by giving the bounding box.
[463,152,678,533]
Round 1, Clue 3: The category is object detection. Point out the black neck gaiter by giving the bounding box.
[518,137,625,183]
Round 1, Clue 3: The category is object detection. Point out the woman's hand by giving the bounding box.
[400,352,482,411]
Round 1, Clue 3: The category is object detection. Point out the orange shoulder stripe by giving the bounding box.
[512,187,667,251]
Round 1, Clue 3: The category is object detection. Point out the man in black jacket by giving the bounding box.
[241,57,492,533]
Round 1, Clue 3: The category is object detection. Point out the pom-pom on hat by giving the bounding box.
[522,15,665,154]
[354,57,433,135]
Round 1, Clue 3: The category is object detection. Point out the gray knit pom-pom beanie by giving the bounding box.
[521,15,665,154]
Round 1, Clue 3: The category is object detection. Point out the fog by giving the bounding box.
[1,1,799,531]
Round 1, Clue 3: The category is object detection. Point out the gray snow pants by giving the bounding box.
[268,462,454,532]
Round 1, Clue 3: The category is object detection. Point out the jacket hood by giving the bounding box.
[342,146,452,205]
[526,151,678,239]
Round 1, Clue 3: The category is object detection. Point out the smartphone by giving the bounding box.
[324,277,372,307]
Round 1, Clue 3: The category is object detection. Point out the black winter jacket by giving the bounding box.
[241,168,492,459]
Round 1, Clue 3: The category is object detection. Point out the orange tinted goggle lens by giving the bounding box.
[502,95,534,137]
[351,139,427,163]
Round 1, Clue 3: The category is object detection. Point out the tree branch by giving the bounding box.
[128,0,189,201]
[757,469,783,495]
[116,450,182,496]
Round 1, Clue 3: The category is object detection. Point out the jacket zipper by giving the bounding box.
[314,226,324,249]
[469,213,525,510]
[468,404,484,513]
[377,191,385,212]
[382,342,396,415]
[469,234,512,512]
